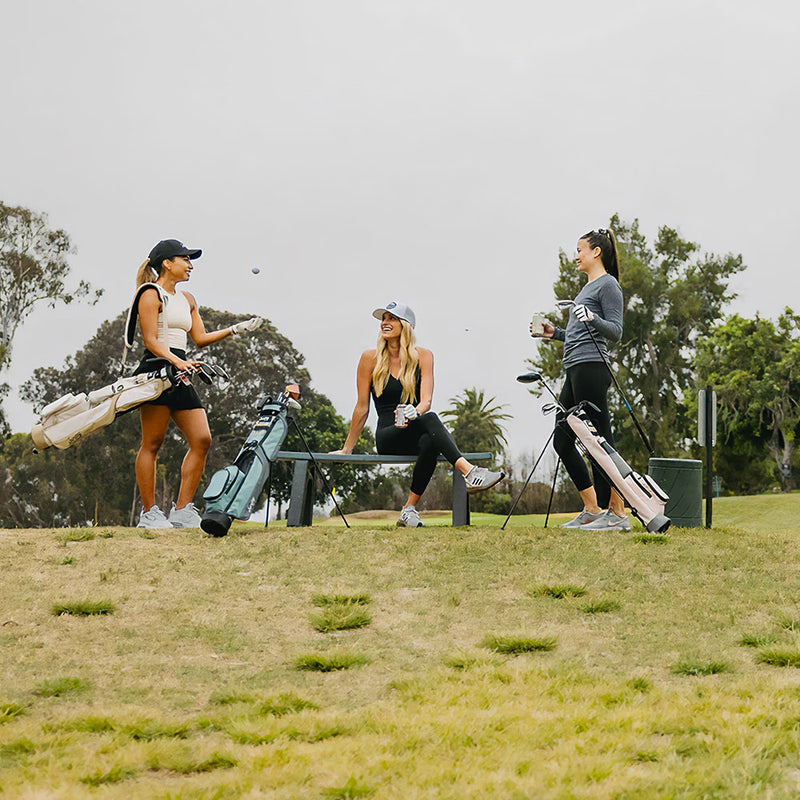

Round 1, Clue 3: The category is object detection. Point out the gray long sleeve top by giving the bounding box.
[552,273,623,369]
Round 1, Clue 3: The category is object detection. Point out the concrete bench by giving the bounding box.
[275,451,493,527]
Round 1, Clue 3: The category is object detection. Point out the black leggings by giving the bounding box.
[553,362,614,508]
[376,412,463,497]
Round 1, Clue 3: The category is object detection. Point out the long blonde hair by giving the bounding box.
[136,258,160,287]
[372,320,419,403]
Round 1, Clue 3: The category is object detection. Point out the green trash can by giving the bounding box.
[648,458,703,528]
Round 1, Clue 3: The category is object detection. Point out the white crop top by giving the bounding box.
[163,290,192,350]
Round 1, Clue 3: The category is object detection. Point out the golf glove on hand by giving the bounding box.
[574,304,594,323]
[399,404,419,422]
[229,316,264,335]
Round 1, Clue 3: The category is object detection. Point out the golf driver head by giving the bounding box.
[542,402,558,415]
[555,299,575,310]
[516,372,542,384]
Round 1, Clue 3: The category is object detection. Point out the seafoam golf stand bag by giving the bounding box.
[515,372,670,533]
[200,384,302,537]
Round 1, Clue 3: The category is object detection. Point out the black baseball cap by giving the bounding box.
[148,239,202,264]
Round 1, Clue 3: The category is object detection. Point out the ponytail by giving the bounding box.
[581,228,620,281]
[136,258,159,287]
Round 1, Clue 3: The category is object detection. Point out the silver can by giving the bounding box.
[394,406,408,428]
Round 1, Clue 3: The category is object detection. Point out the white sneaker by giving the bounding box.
[581,510,631,531]
[464,466,504,493]
[562,509,605,529]
[397,506,424,527]
[168,502,203,528]
[137,505,173,529]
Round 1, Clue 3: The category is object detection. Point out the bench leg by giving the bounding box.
[287,461,315,527]
[452,469,470,526]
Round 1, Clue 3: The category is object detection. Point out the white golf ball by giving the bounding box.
[251,267,261,275]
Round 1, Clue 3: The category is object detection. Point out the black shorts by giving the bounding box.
[132,349,204,411]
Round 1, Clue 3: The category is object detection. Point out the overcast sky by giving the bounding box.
[2,0,798,467]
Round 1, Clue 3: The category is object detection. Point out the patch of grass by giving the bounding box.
[149,751,237,774]
[633,749,660,762]
[756,650,800,668]
[480,635,557,655]
[739,632,778,648]
[775,614,800,632]
[579,599,621,614]
[137,530,157,539]
[309,604,372,633]
[120,720,191,740]
[627,677,652,693]
[208,691,256,706]
[47,715,116,733]
[80,765,139,786]
[51,599,116,616]
[633,533,669,544]
[671,660,732,676]
[97,529,115,538]
[0,703,26,723]
[312,592,371,606]
[56,530,95,543]
[529,583,587,599]
[442,653,480,670]
[0,739,36,760]
[294,652,371,672]
[59,555,76,566]
[322,777,376,799]
[33,677,90,697]
[258,693,319,716]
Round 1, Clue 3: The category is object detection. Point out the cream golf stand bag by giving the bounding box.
[30,283,226,451]
[513,372,670,533]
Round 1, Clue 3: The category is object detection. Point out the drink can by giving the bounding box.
[394,406,407,428]
[530,312,549,337]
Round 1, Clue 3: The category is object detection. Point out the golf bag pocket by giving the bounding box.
[203,466,243,502]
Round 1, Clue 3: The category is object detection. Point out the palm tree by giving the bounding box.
[442,388,511,459]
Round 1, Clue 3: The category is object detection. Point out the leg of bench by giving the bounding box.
[287,460,314,527]
[452,468,470,526]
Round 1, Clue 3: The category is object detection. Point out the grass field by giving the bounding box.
[2,494,800,799]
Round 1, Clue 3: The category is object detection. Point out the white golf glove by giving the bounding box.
[399,403,419,422]
[574,304,594,323]
[229,316,264,335]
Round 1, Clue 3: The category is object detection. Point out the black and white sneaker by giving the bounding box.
[464,466,504,493]
[397,506,424,527]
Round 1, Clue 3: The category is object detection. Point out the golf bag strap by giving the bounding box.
[122,283,170,368]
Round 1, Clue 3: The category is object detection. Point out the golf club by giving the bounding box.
[555,299,654,456]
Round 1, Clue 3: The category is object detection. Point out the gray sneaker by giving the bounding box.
[168,502,203,528]
[464,466,504,493]
[397,506,424,527]
[137,505,173,529]
[581,510,631,531]
[562,509,605,529]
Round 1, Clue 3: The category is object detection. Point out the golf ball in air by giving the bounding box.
[251,267,261,275]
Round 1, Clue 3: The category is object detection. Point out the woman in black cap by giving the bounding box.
[333,301,504,527]
[132,239,263,529]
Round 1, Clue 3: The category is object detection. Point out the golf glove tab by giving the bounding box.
[229,316,264,335]
[398,403,419,422]
[574,304,594,323]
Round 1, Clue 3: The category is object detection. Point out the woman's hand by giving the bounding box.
[173,358,202,373]
[329,447,352,455]
[541,321,556,338]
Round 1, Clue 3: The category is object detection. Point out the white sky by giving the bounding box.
[2,0,798,465]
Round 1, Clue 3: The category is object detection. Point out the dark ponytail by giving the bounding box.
[580,228,620,281]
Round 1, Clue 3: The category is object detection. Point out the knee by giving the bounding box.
[190,431,212,455]
[417,432,436,457]
[139,434,165,456]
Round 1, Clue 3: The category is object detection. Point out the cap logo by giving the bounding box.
[386,302,397,310]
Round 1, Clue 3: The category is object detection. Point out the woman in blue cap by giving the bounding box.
[334,301,504,527]
[131,239,262,529]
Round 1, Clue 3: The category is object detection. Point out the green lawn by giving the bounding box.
[1,494,800,798]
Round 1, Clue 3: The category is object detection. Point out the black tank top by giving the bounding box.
[371,370,422,427]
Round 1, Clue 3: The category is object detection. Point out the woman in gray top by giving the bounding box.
[537,228,629,531]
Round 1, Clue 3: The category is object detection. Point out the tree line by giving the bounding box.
[1,203,798,527]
